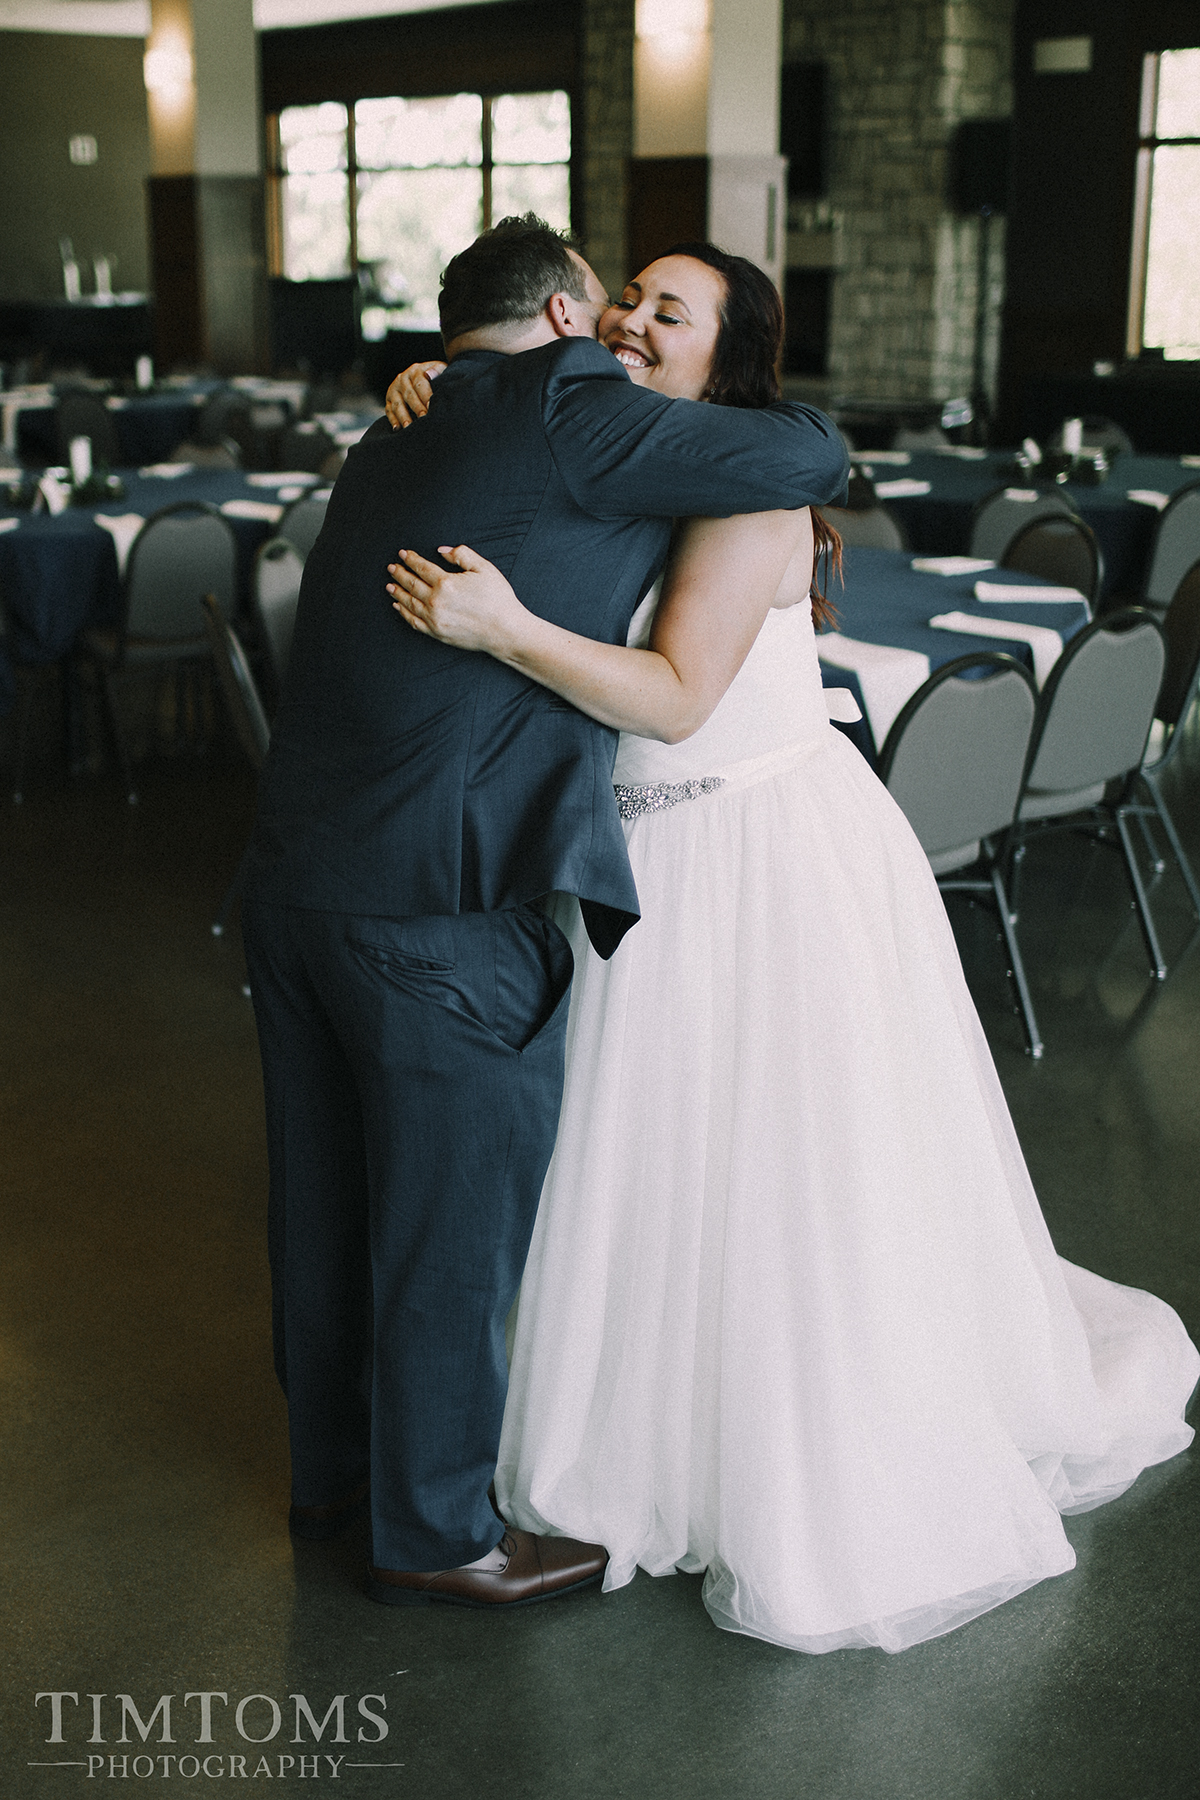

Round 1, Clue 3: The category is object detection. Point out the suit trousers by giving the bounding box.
[242,897,574,1570]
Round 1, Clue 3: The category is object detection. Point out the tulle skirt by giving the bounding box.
[495,724,1198,1653]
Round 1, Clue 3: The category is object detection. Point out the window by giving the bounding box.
[268,90,572,332]
[1128,49,1200,361]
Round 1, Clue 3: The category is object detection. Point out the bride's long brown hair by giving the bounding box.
[663,241,842,629]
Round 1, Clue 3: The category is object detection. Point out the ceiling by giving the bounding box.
[0,0,506,35]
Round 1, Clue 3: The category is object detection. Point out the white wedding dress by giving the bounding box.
[494,591,1198,1654]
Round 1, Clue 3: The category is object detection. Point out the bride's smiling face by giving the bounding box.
[599,255,726,402]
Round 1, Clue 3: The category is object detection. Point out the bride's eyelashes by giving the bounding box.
[614,296,684,325]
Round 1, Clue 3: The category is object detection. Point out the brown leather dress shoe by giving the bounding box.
[367,1529,607,1608]
[289,1476,370,1541]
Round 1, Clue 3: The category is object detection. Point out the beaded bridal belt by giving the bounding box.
[613,777,726,821]
[612,730,839,823]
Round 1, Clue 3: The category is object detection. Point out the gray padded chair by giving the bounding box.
[878,651,1042,1056]
[1010,608,1168,978]
[1047,414,1134,459]
[53,390,121,469]
[201,593,270,937]
[819,502,907,552]
[1119,560,1200,933]
[278,490,330,561]
[251,535,304,704]
[1142,480,1200,615]
[969,488,1078,562]
[81,501,239,802]
[1000,514,1101,608]
[819,470,908,552]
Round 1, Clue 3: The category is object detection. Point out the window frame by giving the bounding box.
[265,90,572,286]
[1126,50,1200,359]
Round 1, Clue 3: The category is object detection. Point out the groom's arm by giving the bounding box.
[541,339,848,520]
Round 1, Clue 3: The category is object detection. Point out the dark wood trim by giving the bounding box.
[261,1,578,111]
[627,157,708,281]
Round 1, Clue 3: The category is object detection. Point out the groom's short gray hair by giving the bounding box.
[439,214,588,344]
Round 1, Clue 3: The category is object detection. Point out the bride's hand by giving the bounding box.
[385,360,446,429]
[387,545,529,656]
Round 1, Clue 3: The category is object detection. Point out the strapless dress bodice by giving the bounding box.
[612,597,836,787]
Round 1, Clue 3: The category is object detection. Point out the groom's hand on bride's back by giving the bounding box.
[386,361,446,430]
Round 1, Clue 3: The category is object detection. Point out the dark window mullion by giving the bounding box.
[347,104,359,274]
[481,94,493,231]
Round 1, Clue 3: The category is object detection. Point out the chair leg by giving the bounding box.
[1134,807,1165,874]
[212,843,251,937]
[10,671,37,803]
[1137,775,1200,918]
[989,862,1043,1058]
[1006,836,1027,922]
[1114,809,1167,980]
[97,664,138,804]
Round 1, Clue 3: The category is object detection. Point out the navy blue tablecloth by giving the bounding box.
[856,450,1197,600]
[0,468,294,710]
[14,391,211,468]
[818,544,1093,764]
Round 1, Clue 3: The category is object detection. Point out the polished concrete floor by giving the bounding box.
[2,712,1198,1800]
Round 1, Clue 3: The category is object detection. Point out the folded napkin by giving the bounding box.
[874,478,932,498]
[94,513,146,577]
[824,686,862,723]
[38,472,71,516]
[929,611,1062,688]
[817,633,930,748]
[246,471,320,488]
[1003,487,1040,502]
[911,556,996,576]
[855,449,911,464]
[139,462,192,478]
[974,579,1087,605]
[1126,489,1169,510]
[0,516,20,535]
[220,498,284,523]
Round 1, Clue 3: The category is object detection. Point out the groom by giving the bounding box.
[242,215,848,1607]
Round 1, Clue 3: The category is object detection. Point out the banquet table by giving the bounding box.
[854,448,1200,601]
[0,377,348,469]
[0,465,326,711]
[1,382,225,467]
[818,544,1093,765]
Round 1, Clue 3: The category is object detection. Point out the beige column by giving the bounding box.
[145,0,267,373]
[631,0,785,289]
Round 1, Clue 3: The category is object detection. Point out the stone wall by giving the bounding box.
[783,0,1013,405]
[578,0,636,300]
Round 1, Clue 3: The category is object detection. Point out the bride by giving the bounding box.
[383,244,1198,1654]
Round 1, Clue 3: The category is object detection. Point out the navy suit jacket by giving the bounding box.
[248,337,848,956]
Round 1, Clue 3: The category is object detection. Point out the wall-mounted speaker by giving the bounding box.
[952,119,1010,213]
[780,62,827,199]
